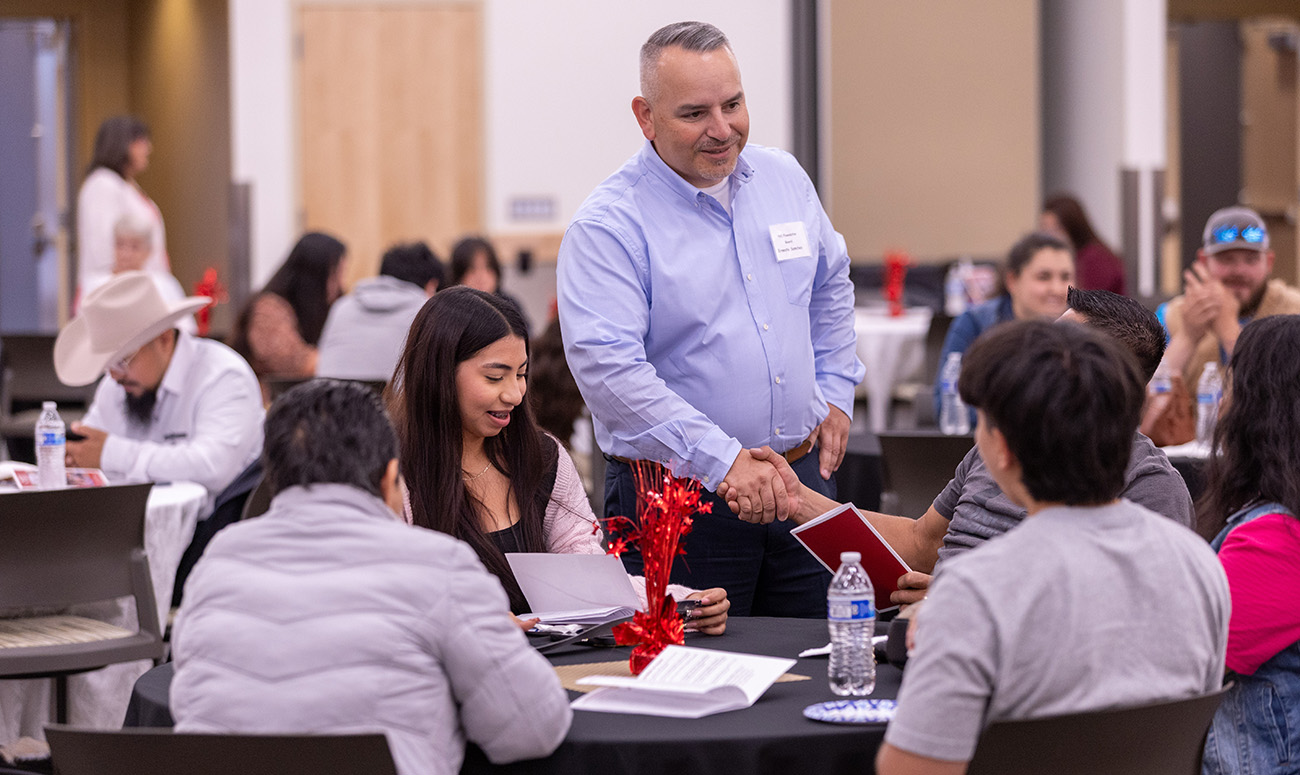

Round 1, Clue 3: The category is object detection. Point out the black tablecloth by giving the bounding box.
[126,617,902,774]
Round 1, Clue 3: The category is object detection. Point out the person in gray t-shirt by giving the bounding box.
[875,320,1228,774]
[932,430,1191,565]
[724,289,1193,600]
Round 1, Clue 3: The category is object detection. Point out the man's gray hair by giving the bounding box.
[639,21,732,104]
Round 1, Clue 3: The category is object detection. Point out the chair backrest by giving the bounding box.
[46,726,399,775]
[0,334,97,407]
[966,685,1231,775]
[877,430,973,518]
[0,483,154,613]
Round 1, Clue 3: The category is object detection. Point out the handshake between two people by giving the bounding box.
[715,405,851,525]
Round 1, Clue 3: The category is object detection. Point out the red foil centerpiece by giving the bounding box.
[602,460,708,674]
[192,268,227,337]
[883,249,911,317]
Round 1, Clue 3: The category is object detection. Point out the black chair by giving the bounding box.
[170,459,264,609]
[876,430,973,518]
[45,726,398,775]
[0,334,97,460]
[966,684,1231,775]
[0,483,163,724]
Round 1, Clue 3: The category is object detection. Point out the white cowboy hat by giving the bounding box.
[54,271,210,386]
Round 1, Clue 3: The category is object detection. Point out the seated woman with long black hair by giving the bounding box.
[1197,314,1300,774]
[389,287,728,634]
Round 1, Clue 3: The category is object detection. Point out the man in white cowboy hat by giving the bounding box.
[54,271,263,499]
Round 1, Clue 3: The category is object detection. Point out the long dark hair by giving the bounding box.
[1043,194,1105,251]
[389,287,555,612]
[86,115,150,179]
[255,231,346,346]
[1196,315,1300,539]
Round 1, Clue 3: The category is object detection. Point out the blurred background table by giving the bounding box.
[853,306,933,433]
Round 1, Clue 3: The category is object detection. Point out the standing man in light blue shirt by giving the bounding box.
[557,21,864,617]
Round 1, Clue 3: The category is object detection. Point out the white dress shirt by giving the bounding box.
[82,331,264,501]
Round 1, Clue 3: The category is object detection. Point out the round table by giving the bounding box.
[0,481,207,740]
[853,306,933,433]
[126,617,903,774]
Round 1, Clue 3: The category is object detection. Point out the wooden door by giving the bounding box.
[298,4,482,286]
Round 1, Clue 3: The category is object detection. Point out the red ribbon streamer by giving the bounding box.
[192,267,227,338]
[603,461,709,674]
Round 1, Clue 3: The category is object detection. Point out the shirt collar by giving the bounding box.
[638,139,755,206]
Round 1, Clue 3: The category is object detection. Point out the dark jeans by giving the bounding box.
[605,448,836,618]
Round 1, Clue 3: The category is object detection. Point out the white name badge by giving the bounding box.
[769,221,813,261]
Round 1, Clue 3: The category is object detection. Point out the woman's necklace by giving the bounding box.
[462,460,492,481]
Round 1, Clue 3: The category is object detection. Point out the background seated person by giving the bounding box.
[316,240,443,382]
[171,380,571,775]
[54,271,263,501]
[729,288,1192,605]
[1196,314,1300,774]
[934,231,1074,421]
[1148,206,1300,439]
[229,231,347,399]
[876,321,1229,775]
[110,214,194,333]
[389,287,728,633]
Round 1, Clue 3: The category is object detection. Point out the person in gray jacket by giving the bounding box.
[316,241,443,381]
[170,380,571,775]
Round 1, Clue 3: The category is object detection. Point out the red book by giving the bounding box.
[791,504,912,612]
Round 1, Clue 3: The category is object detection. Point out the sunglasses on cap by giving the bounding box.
[1210,224,1267,246]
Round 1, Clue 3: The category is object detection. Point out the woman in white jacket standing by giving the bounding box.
[76,115,169,304]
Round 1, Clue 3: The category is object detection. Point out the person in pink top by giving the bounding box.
[1197,314,1300,774]
[388,286,729,633]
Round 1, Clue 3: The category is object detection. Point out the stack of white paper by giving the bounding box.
[571,645,796,718]
[507,553,642,625]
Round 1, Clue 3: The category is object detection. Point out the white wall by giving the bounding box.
[229,0,791,285]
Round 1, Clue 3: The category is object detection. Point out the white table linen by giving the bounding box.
[853,306,934,432]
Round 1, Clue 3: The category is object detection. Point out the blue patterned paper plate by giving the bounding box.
[803,699,898,724]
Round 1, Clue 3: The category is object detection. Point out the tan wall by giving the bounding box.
[827,0,1039,264]
[127,0,231,306]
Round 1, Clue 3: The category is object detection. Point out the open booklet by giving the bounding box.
[506,553,642,625]
[790,503,911,613]
[571,645,796,718]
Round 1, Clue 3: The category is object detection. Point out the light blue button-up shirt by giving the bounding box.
[558,141,864,487]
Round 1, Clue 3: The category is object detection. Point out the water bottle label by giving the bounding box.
[828,598,876,621]
[1197,392,1220,405]
[38,431,65,446]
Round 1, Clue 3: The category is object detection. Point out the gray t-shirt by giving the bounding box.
[932,432,1192,566]
[884,500,1229,762]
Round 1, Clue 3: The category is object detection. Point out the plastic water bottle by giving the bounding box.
[1196,362,1223,447]
[35,401,67,490]
[938,352,970,435]
[828,551,876,696]
[944,264,967,317]
[1149,362,1172,398]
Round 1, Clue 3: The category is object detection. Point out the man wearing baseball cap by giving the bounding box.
[54,271,263,500]
[1157,206,1300,405]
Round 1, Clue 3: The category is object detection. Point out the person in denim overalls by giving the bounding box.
[1196,314,1300,774]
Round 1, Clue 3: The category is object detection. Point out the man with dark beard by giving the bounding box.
[1157,206,1300,409]
[54,271,263,502]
